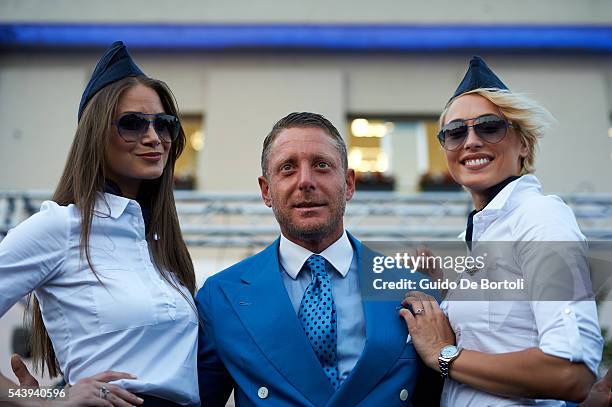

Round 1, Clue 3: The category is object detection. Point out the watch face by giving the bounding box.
[440,345,458,358]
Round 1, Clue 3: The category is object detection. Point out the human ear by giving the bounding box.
[258,176,272,207]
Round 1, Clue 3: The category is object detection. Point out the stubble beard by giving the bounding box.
[270,190,347,244]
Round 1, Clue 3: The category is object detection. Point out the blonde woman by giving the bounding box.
[400,56,603,406]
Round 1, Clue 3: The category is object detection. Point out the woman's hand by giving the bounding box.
[399,290,455,371]
[8,355,143,407]
[412,246,443,282]
[54,371,144,407]
[579,367,612,407]
[10,355,39,387]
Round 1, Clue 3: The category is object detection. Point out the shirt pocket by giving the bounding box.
[446,300,492,334]
[487,300,515,331]
[91,266,158,334]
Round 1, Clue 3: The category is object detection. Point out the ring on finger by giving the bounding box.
[414,308,424,315]
[99,385,111,400]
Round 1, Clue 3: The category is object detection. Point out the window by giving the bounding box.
[175,114,204,190]
[347,115,459,192]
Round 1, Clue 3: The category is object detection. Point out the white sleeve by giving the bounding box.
[0,201,69,316]
[515,196,603,376]
[531,300,603,376]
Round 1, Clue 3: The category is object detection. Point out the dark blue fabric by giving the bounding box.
[451,55,509,102]
[103,180,151,235]
[465,175,520,249]
[78,41,145,120]
[134,394,181,407]
[103,179,123,196]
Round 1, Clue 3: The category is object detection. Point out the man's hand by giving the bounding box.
[10,355,39,387]
[580,367,612,407]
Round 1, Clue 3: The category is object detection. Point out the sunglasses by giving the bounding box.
[437,114,516,151]
[113,112,180,143]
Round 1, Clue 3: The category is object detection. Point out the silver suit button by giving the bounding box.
[399,388,409,401]
[258,386,269,399]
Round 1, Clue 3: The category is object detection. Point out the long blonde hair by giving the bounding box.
[440,88,554,174]
[28,76,196,377]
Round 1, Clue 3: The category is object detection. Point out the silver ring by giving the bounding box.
[100,385,110,399]
[414,308,424,315]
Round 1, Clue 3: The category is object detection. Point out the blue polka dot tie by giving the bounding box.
[298,254,340,389]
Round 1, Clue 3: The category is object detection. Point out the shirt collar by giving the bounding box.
[93,192,134,219]
[464,175,520,249]
[458,175,542,240]
[279,230,353,280]
[479,174,541,214]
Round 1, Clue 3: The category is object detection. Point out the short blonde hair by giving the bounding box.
[439,88,554,174]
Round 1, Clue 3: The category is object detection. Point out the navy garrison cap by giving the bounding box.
[78,41,145,120]
[450,56,508,102]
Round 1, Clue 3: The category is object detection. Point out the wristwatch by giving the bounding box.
[438,345,462,378]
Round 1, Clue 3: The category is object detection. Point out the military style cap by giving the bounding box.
[450,56,508,102]
[78,41,145,120]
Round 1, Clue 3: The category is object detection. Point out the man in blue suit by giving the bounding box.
[196,112,441,406]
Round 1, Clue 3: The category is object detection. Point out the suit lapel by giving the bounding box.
[219,240,335,407]
[328,237,408,406]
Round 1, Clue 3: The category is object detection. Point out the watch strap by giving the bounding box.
[439,346,462,378]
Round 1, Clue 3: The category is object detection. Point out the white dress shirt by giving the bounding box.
[441,175,603,406]
[0,193,199,406]
[279,230,366,383]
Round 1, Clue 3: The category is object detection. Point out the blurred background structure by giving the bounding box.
[1,0,611,395]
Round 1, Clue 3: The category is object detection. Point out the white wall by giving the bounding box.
[0,62,86,189]
[201,67,344,191]
[502,63,612,193]
[1,53,611,193]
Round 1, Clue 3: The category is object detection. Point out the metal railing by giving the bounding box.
[2,190,612,246]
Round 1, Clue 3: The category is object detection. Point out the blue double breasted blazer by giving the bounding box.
[195,234,438,406]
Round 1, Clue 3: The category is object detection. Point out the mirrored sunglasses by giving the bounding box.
[113,112,180,143]
[437,114,516,151]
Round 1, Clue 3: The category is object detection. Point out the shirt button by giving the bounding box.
[564,308,572,315]
[257,387,268,399]
[399,388,409,401]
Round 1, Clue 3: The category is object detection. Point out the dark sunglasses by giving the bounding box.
[113,112,180,143]
[437,114,516,151]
